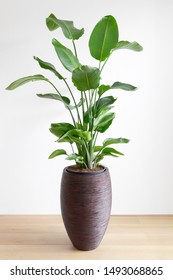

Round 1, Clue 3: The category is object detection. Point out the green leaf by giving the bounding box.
[46,13,84,40]
[68,135,83,145]
[37,93,70,105]
[66,153,78,160]
[66,153,84,161]
[52,39,80,72]
[50,123,75,141]
[102,147,124,156]
[95,154,104,164]
[111,82,137,91]
[96,96,116,116]
[58,129,92,143]
[34,56,64,79]
[94,146,103,152]
[95,147,123,163]
[66,98,83,110]
[113,41,143,52]
[37,93,81,111]
[50,122,74,132]
[98,120,113,133]
[94,133,130,167]
[98,85,111,96]
[72,65,100,91]
[94,112,115,133]
[48,149,67,159]
[6,75,48,90]
[46,13,59,31]
[103,138,130,146]
[89,15,119,61]
[98,82,137,96]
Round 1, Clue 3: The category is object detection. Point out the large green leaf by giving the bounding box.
[66,153,85,165]
[34,57,64,79]
[103,138,130,146]
[113,41,143,52]
[68,135,83,145]
[98,85,111,96]
[94,112,115,133]
[94,145,124,164]
[95,96,116,116]
[84,98,114,124]
[98,82,137,96]
[46,13,84,40]
[37,93,70,104]
[95,154,105,164]
[95,147,123,164]
[52,39,80,72]
[50,123,75,142]
[66,153,79,160]
[37,93,82,111]
[58,129,92,143]
[48,149,67,159]
[102,147,124,156]
[111,82,137,91]
[72,65,100,91]
[95,152,117,163]
[94,146,103,152]
[6,75,48,90]
[89,15,119,61]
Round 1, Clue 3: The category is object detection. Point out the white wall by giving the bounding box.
[0,0,173,214]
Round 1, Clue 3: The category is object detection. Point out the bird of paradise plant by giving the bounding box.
[6,14,143,169]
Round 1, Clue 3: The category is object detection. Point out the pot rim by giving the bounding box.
[64,165,107,175]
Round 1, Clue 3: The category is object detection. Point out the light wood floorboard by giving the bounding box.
[0,215,173,259]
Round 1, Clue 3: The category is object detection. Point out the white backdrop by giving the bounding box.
[0,0,173,214]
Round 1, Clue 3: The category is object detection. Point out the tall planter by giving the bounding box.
[60,165,112,251]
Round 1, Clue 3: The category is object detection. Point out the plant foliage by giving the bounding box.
[6,14,143,169]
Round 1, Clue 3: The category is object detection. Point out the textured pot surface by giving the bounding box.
[60,166,112,251]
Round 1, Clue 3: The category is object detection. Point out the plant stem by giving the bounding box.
[63,79,82,125]
[93,131,99,147]
[91,89,97,125]
[82,140,91,168]
[84,91,89,111]
[72,39,78,57]
[92,131,100,167]
[47,80,76,126]
[70,144,75,154]
[81,92,85,126]
[100,56,110,73]
[99,60,101,70]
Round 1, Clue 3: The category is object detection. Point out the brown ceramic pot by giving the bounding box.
[60,165,112,251]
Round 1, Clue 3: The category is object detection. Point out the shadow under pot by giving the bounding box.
[60,165,112,251]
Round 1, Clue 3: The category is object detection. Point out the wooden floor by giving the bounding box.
[0,215,173,259]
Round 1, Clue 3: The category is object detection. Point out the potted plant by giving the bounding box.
[6,14,142,250]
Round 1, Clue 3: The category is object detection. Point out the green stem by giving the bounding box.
[91,89,97,127]
[72,39,78,57]
[81,92,85,126]
[89,135,94,169]
[82,140,91,168]
[64,79,82,125]
[99,60,101,70]
[84,91,89,111]
[93,131,100,167]
[82,161,88,168]
[93,131,99,147]
[88,90,91,105]
[47,80,76,126]
[100,56,110,73]
[70,143,75,154]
